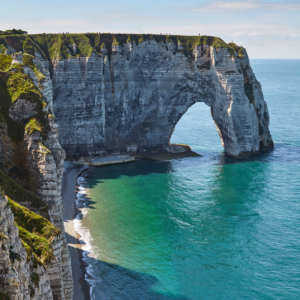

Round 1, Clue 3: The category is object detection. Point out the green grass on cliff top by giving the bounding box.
[0,33,244,61]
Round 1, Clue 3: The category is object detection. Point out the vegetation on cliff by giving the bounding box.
[22,54,46,82]
[0,29,27,35]
[8,197,59,264]
[0,53,48,141]
[0,53,12,71]
[8,198,59,239]
[0,35,70,298]
[24,118,43,135]
[7,65,42,103]
[17,225,55,264]
[0,33,244,61]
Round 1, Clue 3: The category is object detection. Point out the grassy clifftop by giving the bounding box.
[0,33,244,61]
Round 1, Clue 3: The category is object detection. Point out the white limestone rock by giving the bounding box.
[9,99,37,122]
[11,52,23,64]
[51,40,273,159]
[0,192,53,300]
[0,55,73,300]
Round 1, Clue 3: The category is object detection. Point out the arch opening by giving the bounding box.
[169,102,223,155]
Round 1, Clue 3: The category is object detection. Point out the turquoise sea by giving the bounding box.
[75,60,300,300]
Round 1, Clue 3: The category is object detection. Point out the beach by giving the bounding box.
[61,161,91,300]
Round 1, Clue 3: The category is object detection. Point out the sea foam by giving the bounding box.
[73,174,99,300]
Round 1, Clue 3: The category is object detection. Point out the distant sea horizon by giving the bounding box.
[74,59,300,299]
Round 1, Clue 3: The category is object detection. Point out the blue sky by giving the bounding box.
[1,0,299,58]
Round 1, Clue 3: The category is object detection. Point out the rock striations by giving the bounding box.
[0,192,53,300]
[49,36,273,159]
[0,33,273,299]
[0,51,72,299]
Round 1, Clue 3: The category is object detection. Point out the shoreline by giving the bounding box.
[61,151,200,300]
[61,161,91,300]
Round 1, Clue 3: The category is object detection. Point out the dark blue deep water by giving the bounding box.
[76,60,300,300]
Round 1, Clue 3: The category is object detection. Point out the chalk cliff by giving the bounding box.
[0,33,273,299]
[0,33,273,160]
[0,51,72,299]
[49,35,273,159]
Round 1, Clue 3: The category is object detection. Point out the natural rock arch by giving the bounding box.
[52,39,273,159]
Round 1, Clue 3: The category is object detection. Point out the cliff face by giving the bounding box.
[0,32,273,299]
[48,36,273,159]
[0,51,72,299]
[0,33,273,159]
[0,193,53,300]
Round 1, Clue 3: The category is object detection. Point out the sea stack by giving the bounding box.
[50,35,273,159]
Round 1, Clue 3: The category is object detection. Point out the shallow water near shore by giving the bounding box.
[76,60,300,299]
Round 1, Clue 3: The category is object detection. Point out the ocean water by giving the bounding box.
[75,60,300,300]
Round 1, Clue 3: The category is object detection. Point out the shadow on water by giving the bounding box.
[65,142,299,299]
[85,142,299,188]
[74,189,97,210]
[72,146,281,211]
[85,159,174,188]
[68,243,190,300]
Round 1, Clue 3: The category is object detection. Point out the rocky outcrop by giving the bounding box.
[0,52,73,299]
[0,192,53,300]
[9,99,37,122]
[50,37,273,159]
[11,52,23,64]
[0,33,273,160]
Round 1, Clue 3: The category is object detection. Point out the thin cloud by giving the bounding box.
[174,0,300,12]
[0,19,299,58]
[0,19,141,34]
[1,19,298,37]
[142,23,298,37]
